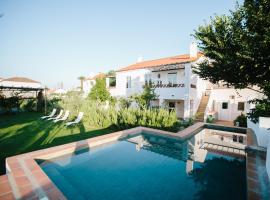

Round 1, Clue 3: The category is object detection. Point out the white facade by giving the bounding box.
[205,88,262,121]
[107,59,207,119]
[83,79,96,94]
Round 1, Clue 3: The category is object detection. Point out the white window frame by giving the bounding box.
[126,76,131,88]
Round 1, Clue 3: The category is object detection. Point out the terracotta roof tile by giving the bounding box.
[3,77,40,83]
[86,73,106,80]
[117,52,203,72]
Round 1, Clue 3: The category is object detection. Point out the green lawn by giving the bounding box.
[0,112,118,175]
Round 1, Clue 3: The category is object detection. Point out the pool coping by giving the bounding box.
[2,122,268,200]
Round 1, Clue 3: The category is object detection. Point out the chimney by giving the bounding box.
[137,55,143,63]
[189,42,198,58]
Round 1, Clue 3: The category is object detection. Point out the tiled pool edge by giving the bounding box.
[2,122,268,200]
[4,124,206,200]
[246,128,270,200]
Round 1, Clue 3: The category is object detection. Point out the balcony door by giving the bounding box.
[168,72,177,85]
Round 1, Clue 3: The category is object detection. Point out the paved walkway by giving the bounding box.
[214,120,234,127]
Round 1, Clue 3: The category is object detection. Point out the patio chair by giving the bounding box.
[41,109,56,119]
[47,109,63,120]
[65,112,84,126]
[54,110,70,123]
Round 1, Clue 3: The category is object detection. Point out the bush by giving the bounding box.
[247,99,270,123]
[19,99,37,112]
[55,93,192,132]
[58,91,83,118]
[234,114,247,127]
[206,115,215,123]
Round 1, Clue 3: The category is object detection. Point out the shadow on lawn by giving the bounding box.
[0,112,43,129]
[0,116,119,175]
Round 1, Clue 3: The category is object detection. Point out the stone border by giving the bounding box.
[4,124,206,200]
[246,128,270,200]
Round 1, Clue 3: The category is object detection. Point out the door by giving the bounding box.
[218,101,230,121]
[168,102,176,112]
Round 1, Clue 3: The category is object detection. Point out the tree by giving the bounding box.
[193,0,270,121]
[88,78,110,102]
[133,85,158,109]
[78,76,85,91]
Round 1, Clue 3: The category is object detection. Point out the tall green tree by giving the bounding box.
[88,78,110,102]
[193,0,270,121]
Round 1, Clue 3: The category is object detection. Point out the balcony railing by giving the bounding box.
[144,83,185,88]
[143,83,197,89]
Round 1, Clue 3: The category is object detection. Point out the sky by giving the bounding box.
[0,0,241,89]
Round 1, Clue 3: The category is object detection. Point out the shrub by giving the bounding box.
[234,113,247,127]
[19,99,37,112]
[206,115,215,123]
[55,93,192,132]
[88,78,110,102]
[247,99,270,123]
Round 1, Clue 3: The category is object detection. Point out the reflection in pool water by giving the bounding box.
[40,129,246,200]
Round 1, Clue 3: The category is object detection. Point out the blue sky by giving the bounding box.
[0,0,241,89]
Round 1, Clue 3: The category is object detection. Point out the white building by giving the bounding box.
[205,86,263,121]
[83,73,105,94]
[107,43,207,119]
[0,77,42,88]
[106,43,262,122]
[0,77,43,98]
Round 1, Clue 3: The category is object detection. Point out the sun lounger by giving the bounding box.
[54,110,70,123]
[47,109,63,120]
[66,112,84,126]
[41,109,56,119]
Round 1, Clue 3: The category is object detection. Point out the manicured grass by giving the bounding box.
[0,112,118,175]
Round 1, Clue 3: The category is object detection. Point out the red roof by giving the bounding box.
[86,73,106,80]
[2,77,40,83]
[117,53,203,72]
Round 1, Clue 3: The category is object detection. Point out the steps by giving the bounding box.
[195,95,210,122]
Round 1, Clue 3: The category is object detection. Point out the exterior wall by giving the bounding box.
[83,80,95,94]
[247,117,270,148]
[109,69,148,97]
[0,81,41,88]
[109,62,208,119]
[190,71,207,117]
[247,117,270,178]
[209,88,262,121]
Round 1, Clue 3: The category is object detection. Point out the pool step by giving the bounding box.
[201,143,246,156]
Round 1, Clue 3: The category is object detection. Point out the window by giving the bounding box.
[168,102,175,112]
[126,76,131,88]
[222,102,228,109]
[157,74,161,79]
[238,102,245,111]
[168,72,177,84]
[144,74,152,85]
[109,77,116,87]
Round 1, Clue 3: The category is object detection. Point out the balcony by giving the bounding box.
[143,82,197,100]
[146,83,185,88]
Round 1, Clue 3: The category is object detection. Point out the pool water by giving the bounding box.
[40,130,246,200]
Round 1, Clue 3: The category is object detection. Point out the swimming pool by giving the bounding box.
[39,129,247,200]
